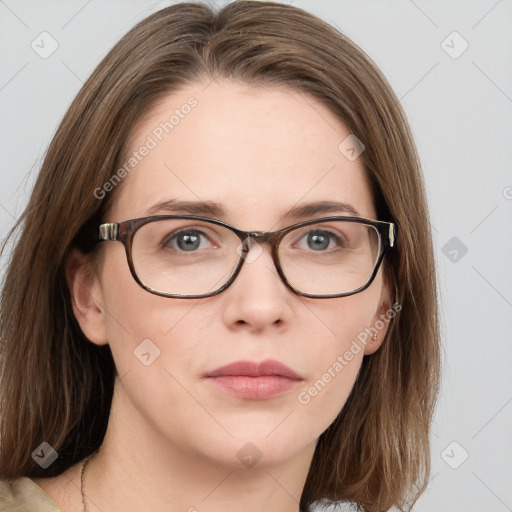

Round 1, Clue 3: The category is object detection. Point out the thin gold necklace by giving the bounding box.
[80,454,95,512]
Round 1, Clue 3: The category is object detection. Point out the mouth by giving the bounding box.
[204,359,303,400]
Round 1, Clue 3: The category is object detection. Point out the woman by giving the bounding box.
[0,2,440,511]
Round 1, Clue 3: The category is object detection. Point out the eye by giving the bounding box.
[296,229,346,252]
[164,229,213,252]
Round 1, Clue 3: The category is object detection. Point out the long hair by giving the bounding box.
[0,2,440,511]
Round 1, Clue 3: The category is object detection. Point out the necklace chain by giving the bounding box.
[80,453,95,512]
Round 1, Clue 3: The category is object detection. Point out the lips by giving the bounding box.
[205,359,302,380]
[204,359,303,400]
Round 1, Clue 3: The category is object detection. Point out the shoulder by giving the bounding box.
[0,477,61,511]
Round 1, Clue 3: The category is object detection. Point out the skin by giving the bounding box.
[33,79,390,512]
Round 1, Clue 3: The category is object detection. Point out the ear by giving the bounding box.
[363,282,393,355]
[65,249,108,346]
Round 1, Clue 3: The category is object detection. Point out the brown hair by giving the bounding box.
[0,2,440,511]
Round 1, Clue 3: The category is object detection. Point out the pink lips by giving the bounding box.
[204,359,303,400]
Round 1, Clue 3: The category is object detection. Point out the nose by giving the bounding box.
[220,242,290,333]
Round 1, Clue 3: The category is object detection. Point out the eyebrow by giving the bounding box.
[146,199,361,219]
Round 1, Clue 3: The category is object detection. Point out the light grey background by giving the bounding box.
[1,1,511,511]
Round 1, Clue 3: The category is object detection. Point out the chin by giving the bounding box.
[191,429,317,470]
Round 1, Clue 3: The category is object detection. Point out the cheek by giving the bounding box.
[98,263,212,443]
[293,286,380,432]
[98,248,203,372]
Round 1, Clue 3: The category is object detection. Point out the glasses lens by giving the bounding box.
[278,220,382,295]
[131,218,241,296]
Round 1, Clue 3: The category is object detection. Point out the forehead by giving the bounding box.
[109,79,375,227]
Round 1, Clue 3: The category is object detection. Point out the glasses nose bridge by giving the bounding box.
[243,230,280,250]
[236,230,284,289]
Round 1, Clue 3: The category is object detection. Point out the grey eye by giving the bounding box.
[167,230,208,251]
[307,232,330,251]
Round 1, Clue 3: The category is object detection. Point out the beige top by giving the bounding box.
[0,477,60,511]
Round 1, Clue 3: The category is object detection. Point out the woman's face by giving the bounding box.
[74,79,391,468]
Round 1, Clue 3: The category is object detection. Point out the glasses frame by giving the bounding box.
[97,215,397,299]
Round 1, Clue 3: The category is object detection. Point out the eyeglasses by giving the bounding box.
[97,215,396,299]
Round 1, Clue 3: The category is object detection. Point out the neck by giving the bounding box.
[84,378,315,512]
